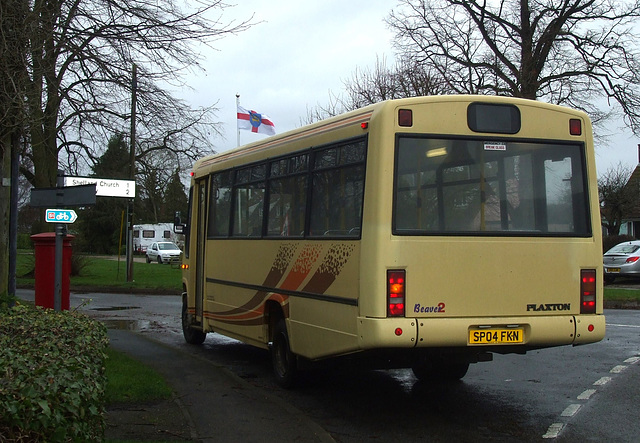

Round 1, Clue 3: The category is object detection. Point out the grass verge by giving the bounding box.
[17,251,181,293]
[104,347,172,404]
[15,249,640,304]
[604,287,640,303]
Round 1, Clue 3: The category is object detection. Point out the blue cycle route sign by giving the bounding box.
[45,208,78,224]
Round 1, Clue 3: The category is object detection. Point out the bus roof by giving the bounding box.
[191,95,589,179]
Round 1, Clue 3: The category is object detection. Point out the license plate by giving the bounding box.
[605,268,620,273]
[469,328,524,345]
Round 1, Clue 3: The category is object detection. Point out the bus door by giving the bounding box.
[194,179,207,321]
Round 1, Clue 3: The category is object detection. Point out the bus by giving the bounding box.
[176,95,605,387]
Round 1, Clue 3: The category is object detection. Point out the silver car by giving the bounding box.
[603,240,640,283]
[146,241,182,264]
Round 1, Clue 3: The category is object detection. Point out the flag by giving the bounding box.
[237,105,276,135]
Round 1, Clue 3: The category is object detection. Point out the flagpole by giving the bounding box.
[236,94,240,148]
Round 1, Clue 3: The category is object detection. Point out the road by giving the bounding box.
[16,289,640,442]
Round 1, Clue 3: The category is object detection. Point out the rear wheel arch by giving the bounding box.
[182,290,206,345]
[265,301,284,342]
[265,301,298,388]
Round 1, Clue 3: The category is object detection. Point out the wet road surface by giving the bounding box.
[16,289,640,441]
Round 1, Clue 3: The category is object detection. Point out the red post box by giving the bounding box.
[31,232,74,310]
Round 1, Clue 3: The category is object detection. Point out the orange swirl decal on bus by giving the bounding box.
[303,244,355,294]
[205,243,355,326]
[280,244,322,290]
[205,244,297,319]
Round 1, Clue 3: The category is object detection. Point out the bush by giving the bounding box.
[0,305,109,442]
[17,233,34,250]
[71,254,90,277]
[0,291,18,312]
[15,251,89,278]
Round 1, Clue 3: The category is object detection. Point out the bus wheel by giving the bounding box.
[271,318,297,388]
[182,298,206,345]
[412,361,469,381]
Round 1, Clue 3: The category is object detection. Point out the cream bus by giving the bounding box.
[176,95,605,387]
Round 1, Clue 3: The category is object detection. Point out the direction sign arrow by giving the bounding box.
[64,176,135,198]
[30,184,96,207]
[45,208,78,224]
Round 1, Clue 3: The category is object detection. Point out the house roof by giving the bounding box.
[624,164,640,219]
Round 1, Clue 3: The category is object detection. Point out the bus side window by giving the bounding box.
[267,162,307,238]
[208,171,233,238]
[308,142,366,238]
[309,165,365,237]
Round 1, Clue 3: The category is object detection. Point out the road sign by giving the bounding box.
[45,209,78,224]
[30,184,97,207]
[64,176,135,198]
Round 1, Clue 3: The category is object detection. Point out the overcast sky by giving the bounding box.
[180,0,638,177]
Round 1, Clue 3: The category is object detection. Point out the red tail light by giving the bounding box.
[580,269,596,314]
[626,256,640,264]
[569,118,582,136]
[387,270,405,317]
[398,109,413,127]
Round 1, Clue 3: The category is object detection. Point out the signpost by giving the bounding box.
[30,172,97,311]
[63,176,136,198]
[30,183,97,207]
[45,209,78,224]
[64,175,137,281]
[30,172,139,310]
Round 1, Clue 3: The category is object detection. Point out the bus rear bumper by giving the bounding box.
[573,314,606,345]
[357,314,606,350]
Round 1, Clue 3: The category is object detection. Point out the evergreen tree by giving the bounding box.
[75,134,130,254]
[162,169,188,222]
[136,168,162,223]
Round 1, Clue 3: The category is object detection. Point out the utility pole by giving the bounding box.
[126,63,137,282]
[8,132,20,304]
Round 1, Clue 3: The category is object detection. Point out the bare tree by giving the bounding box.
[303,56,452,124]
[9,0,253,189]
[136,149,178,223]
[0,0,253,297]
[301,91,349,125]
[343,56,452,109]
[598,162,636,236]
[387,0,640,133]
[1,0,30,300]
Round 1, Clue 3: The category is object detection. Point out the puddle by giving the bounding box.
[102,319,150,331]
[91,306,141,311]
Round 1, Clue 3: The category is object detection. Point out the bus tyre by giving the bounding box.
[182,298,206,345]
[412,361,469,381]
[271,318,297,388]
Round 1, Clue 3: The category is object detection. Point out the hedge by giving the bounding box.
[0,304,109,442]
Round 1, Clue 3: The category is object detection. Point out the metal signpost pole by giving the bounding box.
[127,63,137,282]
[54,170,64,311]
[53,224,65,311]
[126,202,133,281]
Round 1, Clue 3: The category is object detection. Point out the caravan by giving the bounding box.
[133,223,181,252]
